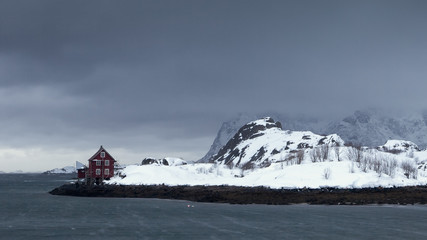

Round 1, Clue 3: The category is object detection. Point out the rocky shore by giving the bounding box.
[49,184,427,205]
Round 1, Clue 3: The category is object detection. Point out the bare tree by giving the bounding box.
[346,145,363,163]
[309,148,317,162]
[401,160,418,179]
[382,156,397,177]
[323,167,331,179]
[320,144,329,161]
[334,147,341,161]
[310,147,322,162]
[371,156,381,175]
[358,152,398,177]
[349,162,355,173]
[287,153,297,165]
[360,154,372,173]
[296,150,305,164]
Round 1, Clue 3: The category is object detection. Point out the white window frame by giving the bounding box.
[96,160,101,166]
[95,169,101,175]
[100,152,105,158]
[105,160,110,166]
[104,169,109,176]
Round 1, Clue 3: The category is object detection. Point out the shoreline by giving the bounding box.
[49,184,427,205]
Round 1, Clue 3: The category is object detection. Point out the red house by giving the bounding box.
[76,161,86,179]
[78,146,116,185]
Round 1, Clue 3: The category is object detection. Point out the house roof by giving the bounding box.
[76,161,86,169]
[88,145,116,162]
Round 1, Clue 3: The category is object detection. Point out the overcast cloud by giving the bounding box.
[1,0,427,171]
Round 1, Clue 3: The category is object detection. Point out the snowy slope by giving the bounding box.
[141,157,187,166]
[198,113,325,163]
[199,110,427,163]
[210,117,343,169]
[163,157,187,166]
[107,150,427,189]
[107,118,427,189]
[377,140,420,153]
[43,166,76,174]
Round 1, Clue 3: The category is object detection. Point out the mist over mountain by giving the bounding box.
[325,109,427,149]
[199,109,427,162]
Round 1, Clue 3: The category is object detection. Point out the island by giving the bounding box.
[50,118,427,205]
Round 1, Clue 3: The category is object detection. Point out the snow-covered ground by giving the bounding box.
[377,139,420,152]
[107,117,427,189]
[107,147,427,189]
[210,117,343,169]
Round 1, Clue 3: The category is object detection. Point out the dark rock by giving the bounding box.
[297,143,310,149]
[210,118,281,165]
[249,133,264,139]
[161,159,169,165]
[141,158,158,165]
[318,137,327,145]
[302,135,311,140]
[275,121,282,130]
[249,147,266,163]
[271,149,280,155]
[49,184,427,205]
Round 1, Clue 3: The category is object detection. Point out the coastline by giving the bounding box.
[49,184,427,205]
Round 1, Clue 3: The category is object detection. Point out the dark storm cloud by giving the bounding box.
[1,0,427,169]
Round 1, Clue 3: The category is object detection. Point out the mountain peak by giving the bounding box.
[200,110,427,163]
[210,117,343,169]
[237,117,282,141]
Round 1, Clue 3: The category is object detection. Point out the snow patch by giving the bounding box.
[377,140,420,153]
[43,166,76,174]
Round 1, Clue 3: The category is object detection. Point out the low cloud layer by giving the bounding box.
[1,1,427,171]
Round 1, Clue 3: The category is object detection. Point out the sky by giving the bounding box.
[1,0,427,172]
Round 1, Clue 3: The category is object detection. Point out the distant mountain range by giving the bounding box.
[43,166,76,174]
[199,109,427,162]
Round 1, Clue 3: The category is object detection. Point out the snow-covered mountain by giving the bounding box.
[199,110,427,162]
[106,114,427,188]
[107,117,427,188]
[198,114,257,163]
[43,166,76,174]
[107,141,427,189]
[210,117,343,169]
[198,113,326,163]
[325,110,427,149]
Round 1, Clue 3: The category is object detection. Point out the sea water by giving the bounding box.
[1,174,427,240]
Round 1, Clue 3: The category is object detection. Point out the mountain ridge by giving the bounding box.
[199,109,427,162]
[209,117,343,169]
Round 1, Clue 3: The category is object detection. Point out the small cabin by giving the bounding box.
[77,146,116,185]
[76,161,86,179]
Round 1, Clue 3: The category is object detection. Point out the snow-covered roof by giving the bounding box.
[76,161,86,169]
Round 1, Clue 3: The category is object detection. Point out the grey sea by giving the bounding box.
[1,174,427,240]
